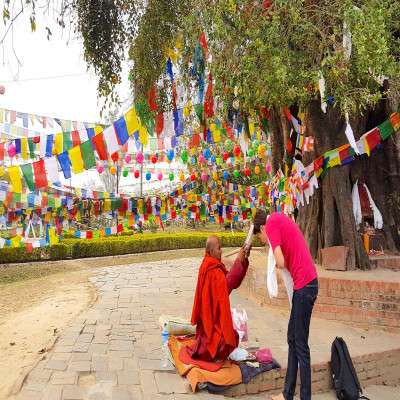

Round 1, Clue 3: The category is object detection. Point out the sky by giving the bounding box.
[0,2,184,193]
[0,1,131,123]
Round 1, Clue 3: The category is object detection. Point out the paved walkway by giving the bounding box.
[15,257,400,400]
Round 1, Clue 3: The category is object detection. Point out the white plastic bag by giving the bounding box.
[231,305,248,343]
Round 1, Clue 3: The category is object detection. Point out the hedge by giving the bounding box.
[0,232,261,264]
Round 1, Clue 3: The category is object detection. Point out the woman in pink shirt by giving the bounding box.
[254,210,318,400]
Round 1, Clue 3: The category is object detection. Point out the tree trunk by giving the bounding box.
[269,99,399,270]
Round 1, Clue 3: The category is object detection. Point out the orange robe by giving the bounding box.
[185,254,248,363]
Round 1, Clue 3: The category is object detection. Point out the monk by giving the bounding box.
[184,235,251,364]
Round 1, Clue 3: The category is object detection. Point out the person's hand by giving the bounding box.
[237,246,246,263]
[244,245,252,259]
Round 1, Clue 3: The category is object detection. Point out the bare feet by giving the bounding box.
[270,394,285,400]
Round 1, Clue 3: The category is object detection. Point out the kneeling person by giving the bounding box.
[187,235,250,362]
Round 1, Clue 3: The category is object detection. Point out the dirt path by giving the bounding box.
[0,249,204,399]
[0,270,96,399]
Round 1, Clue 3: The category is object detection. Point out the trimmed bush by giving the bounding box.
[0,244,70,264]
[0,232,261,264]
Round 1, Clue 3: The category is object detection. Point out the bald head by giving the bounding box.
[206,235,222,260]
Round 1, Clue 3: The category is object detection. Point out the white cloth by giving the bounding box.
[45,157,60,184]
[352,180,383,230]
[318,72,327,113]
[345,113,360,155]
[363,184,383,229]
[103,125,120,155]
[266,240,294,307]
[352,180,362,229]
[229,347,249,362]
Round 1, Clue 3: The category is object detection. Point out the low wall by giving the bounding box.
[239,251,400,332]
[223,348,400,397]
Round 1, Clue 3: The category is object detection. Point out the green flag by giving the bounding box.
[21,163,35,191]
[378,119,394,140]
[81,141,96,170]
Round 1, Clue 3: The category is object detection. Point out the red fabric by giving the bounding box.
[155,113,164,137]
[204,73,214,118]
[266,212,317,290]
[188,254,238,362]
[91,133,108,160]
[200,32,209,58]
[179,346,224,371]
[0,143,4,161]
[71,131,81,147]
[86,231,93,239]
[147,85,158,112]
[33,159,48,189]
[365,127,381,153]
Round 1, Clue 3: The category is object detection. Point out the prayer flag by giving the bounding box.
[57,151,72,179]
[364,127,381,156]
[21,163,35,191]
[15,138,21,155]
[204,73,214,118]
[8,166,23,192]
[71,130,81,147]
[33,159,48,189]
[81,141,96,170]
[45,157,60,184]
[103,125,119,155]
[54,133,63,154]
[28,137,35,158]
[0,143,4,161]
[91,132,108,160]
[63,132,72,151]
[138,125,148,146]
[45,134,54,157]
[155,113,164,137]
[389,112,400,131]
[124,108,140,135]
[68,146,85,174]
[86,128,95,140]
[378,119,394,141]
[114,117,129,145]
[303,136,314,152]
[339,144,355,165]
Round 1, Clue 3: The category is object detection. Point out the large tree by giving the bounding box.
[3,0,400,268]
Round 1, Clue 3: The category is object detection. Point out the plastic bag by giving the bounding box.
[231,305,248,343]
[229,347,249,361]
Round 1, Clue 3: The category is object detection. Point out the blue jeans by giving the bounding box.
[283,278,318,400]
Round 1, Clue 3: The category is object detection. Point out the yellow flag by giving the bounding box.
[124,108,140,134]
[68,146,85,174]
[138,125,148,146]
[54,133,63,154]
[213,129,221,143]
[11,236,21,248]
[8,166,22,193]
[94,126,102,135]
[21,138,28,160]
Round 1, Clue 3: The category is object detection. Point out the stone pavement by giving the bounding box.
[15,257,400,400]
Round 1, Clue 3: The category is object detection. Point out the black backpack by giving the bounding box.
[331,337,370,400]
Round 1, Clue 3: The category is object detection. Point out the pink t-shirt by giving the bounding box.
[265,212,317,290]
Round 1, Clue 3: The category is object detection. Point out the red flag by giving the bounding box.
[172,82,177,111]
[200,32,209,58]
[365,127,381,154]
[91,132,108,160]
[0,142,4,161]
[33,159,48,189]
[204,73,214,118]
[71,131,81,147]
[147,85,158,112]
[155,113,164,137]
